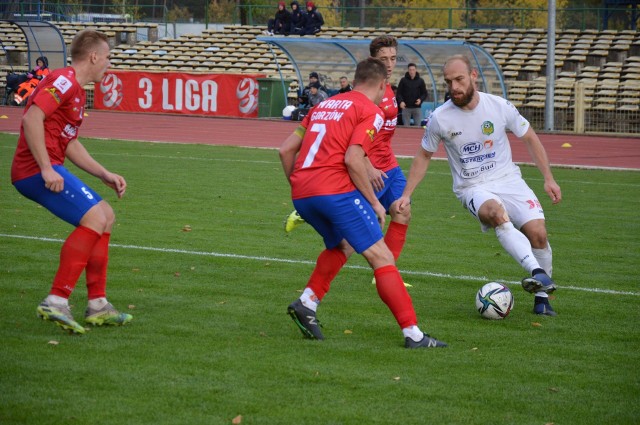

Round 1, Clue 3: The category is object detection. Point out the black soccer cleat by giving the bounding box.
[522,272,557,294]
[287,299,324,340]
[405,333,448,349]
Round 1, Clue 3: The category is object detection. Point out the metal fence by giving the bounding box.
[513,80,640,135]
[3,3,638,31]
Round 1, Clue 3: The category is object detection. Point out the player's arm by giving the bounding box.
[279,126,305,183]
[519,127,562,204]
[395,146,434,213]
[66,139,127,198]
[22,105,65,193]
[346,144,386,228]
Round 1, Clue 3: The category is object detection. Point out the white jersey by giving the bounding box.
[422,92,530,196]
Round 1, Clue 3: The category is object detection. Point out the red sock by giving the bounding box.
[306,248,347,300]
[374,264,417,329]
[86,232,110,300]
[50,226,101,298]
[384,221,408,261]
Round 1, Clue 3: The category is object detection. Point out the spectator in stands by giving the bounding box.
[265,1,291,36]
[308,81,328,106]
[396,62,427,127]
[289,1,306,35]
[338,76,352,93]
[302,1,324,35]
[10,56,50,106]
[298,71,326,106]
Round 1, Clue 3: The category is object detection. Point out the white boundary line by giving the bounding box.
[2,233,638,297]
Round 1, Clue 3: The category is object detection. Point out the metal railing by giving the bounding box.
[3,3,638,31]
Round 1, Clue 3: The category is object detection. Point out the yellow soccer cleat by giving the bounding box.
[284,210,306,233]
[37,300,86,334]
[85,303,133,326]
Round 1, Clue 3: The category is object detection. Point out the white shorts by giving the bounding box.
[456,175,545,232]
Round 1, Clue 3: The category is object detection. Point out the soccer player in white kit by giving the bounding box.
[395,54,562,316]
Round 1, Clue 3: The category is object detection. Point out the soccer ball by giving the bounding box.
[282,105,296,120]
[475,282,514,319]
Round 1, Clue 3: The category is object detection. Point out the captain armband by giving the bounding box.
[294,126,306,139]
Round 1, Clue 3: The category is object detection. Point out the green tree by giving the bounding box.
[208,0,236,24]
[167,4,192,22]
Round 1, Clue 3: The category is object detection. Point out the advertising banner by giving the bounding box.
[94,71,262,118]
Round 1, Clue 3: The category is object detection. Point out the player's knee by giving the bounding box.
[522,220,548,248]
[390,201,411,224]
[101,202,116,226]
[527,230,548,248]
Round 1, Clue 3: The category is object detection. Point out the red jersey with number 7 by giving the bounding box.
[290,90,384,200]
[11,67,86,182]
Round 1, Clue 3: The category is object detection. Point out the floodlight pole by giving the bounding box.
[544,0,556,131]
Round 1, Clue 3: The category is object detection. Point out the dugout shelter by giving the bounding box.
[0,20,67,71]
[257,37,506,114]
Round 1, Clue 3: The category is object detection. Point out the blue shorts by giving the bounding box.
[375,166,407,212]
[13,165,103,226]
[293,190,384,254]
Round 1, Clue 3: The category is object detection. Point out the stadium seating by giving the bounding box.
[1,20,638,132]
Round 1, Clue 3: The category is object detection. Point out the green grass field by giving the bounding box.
[1,132,639,425]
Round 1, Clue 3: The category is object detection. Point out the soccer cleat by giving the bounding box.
[521,272,557,294]
[36,300,86,334]
[287,299,324,340]
[85,302,133,326]
[405,333,448,349]
[284,210,306,233]
[371,276,412,288]
[534,297,557,316]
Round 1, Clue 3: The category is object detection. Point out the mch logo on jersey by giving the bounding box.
[481,120,494,136]
[99,73,124,109]
[460,141,483,155]
[236,78,259,115]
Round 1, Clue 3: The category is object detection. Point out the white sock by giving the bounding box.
[88,297,108,310]
[402,325,424,342]
[495,222,540,274]
[300,288,319,312]
[46,294,68,307]
[532,242,553,277]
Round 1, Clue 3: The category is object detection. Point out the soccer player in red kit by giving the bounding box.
[11,29,132,334]
[365,35,411,282]
[279,58,446,348]
[285,37,412,286]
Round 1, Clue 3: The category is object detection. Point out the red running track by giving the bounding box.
[1,106,639,170]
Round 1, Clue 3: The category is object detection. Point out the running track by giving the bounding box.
[1,106,639,170]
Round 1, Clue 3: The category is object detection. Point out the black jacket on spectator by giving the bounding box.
[267,2,291,35]
[290,1,305,34]
[303,2,324,35]
[396,71,428,108]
